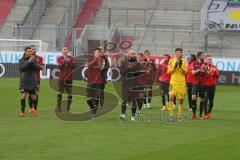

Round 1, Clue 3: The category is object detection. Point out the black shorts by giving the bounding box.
[160,81,170,95]
[206,85,216,95]
[20,89,36,95]
[58,79,72,93]
[86,83,102,99]
[187,83,192,90]
[131,85,145,92]
[192,85,207,98]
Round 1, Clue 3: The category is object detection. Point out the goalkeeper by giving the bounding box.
[167,48,188,121]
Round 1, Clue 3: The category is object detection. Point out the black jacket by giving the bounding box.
[18,55,41,90]
[101,55,110,83]
[120,57,142,102]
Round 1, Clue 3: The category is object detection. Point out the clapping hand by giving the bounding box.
[174,59,182,69]
[178,59,182,67]
[29,56,35,63]
[200,64,207,72]
[127,62,134,69]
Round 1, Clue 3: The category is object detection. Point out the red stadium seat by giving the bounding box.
[65,0,103,49]
[0,0,14,27]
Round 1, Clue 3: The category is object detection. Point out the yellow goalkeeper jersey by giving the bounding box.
[167,57,188,83]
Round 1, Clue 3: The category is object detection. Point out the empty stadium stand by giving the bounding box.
[65,0,103,51]
[0,0,33,39]
[78,0,239,57]
[86,0,205,55]
[33,0,74,51]
[0,0,239,57]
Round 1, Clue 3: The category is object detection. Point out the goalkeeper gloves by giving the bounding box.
[174,62,179,69]
[174,59,182,69]
[178,59,182,68]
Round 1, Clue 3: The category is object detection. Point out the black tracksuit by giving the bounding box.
[120,57,142,116]
[18,55,41,113]
[19,55,41,91]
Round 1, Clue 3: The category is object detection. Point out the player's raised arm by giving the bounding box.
[192,65,203,75]
[192,52,206,75]
[86,50,100,68]
[30,55,42,71]
[86,57,97,67]
[97,46,109,72]
[94,50,104,69]
[120,50,136,77]
[57,57,67,69]
[68,56,75,69]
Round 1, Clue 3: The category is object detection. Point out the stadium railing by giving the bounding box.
[71,26,240,57]
[16,0,49,39]
[55,0,87,51]
[100,0,204,11]
[1,25,240,58]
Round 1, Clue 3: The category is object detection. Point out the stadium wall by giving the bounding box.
[1,51,240,71]
[0,63,239,86]
[0,52,240,85]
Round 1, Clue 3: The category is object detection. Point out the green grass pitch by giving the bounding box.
[0,78,240,160]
